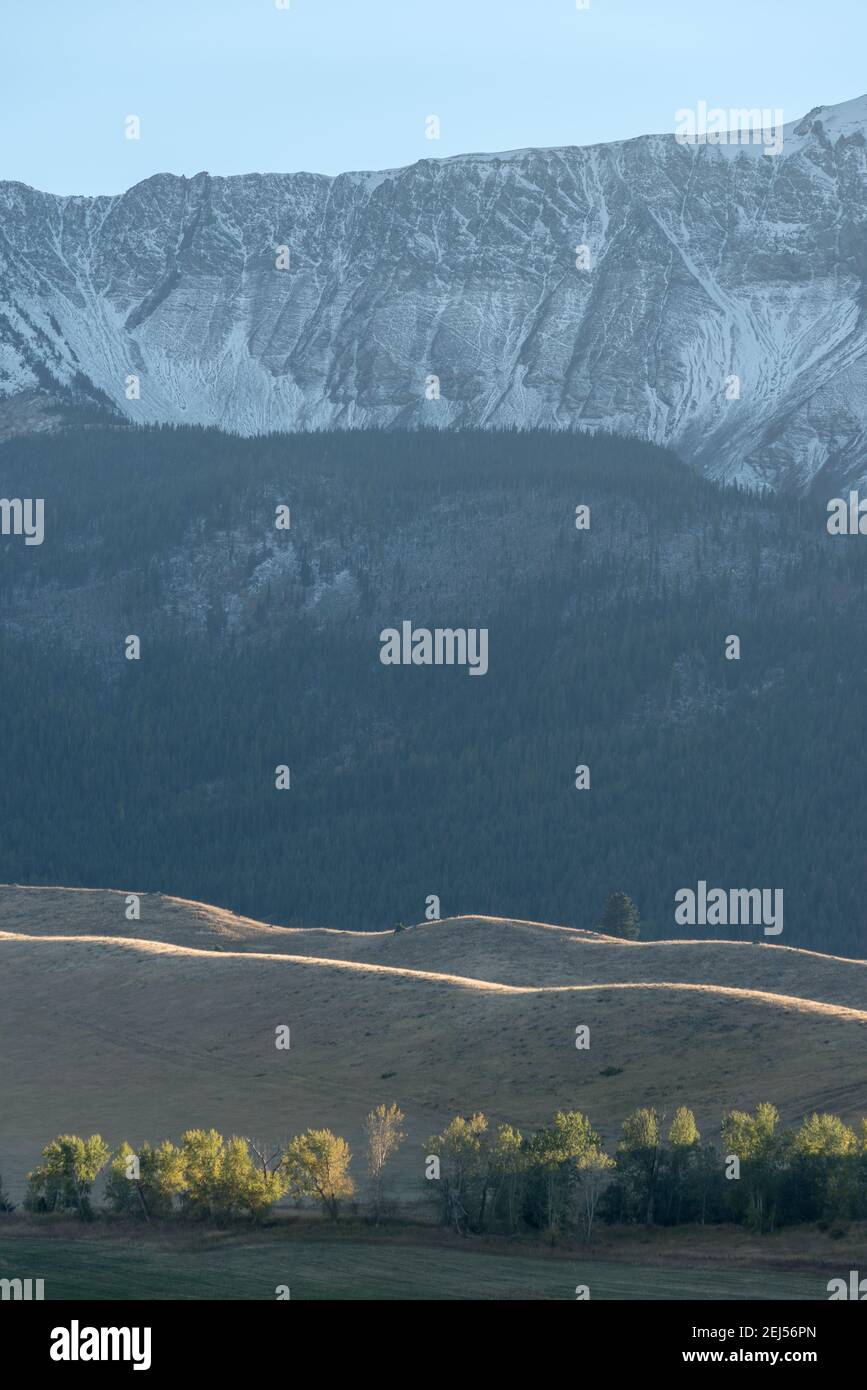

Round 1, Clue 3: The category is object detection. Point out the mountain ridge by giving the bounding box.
[3,94,867,487]
[9,90,867,196]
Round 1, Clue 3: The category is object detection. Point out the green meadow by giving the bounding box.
[0,1233,825,1301]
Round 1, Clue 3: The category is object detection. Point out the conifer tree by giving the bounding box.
[597,892,641,940]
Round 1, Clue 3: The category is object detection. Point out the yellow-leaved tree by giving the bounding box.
[283,1129,354,1220]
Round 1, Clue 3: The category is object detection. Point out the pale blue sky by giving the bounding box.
[2,0,865,194]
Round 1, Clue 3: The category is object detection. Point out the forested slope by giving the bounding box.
[0,424,863,954]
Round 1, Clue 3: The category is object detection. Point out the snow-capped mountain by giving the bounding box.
[2,95,867,489]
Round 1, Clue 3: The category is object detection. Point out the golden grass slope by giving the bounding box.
[1,885,865,1201]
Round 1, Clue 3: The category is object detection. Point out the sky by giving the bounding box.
[2,0,866,194]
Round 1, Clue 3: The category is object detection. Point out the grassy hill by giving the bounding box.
[2,885,866,1206]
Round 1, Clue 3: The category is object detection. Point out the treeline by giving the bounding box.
[10,1104,404,1226]
[1,424,866,955]
[6,1101,867,1239]
[426,1104,867,1239]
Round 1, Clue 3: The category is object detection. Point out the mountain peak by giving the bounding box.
[2,93,867,489]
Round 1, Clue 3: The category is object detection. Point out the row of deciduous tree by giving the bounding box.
[425,1104,867,1238]
[11,1104,405,1224]
[7,1101,867,1237]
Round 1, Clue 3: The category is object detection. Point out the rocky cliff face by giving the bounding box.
[2,95,867,489]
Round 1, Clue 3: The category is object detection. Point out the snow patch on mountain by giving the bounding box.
[2,96,867,488]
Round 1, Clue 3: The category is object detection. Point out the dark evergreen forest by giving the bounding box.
[0,423,864,956]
